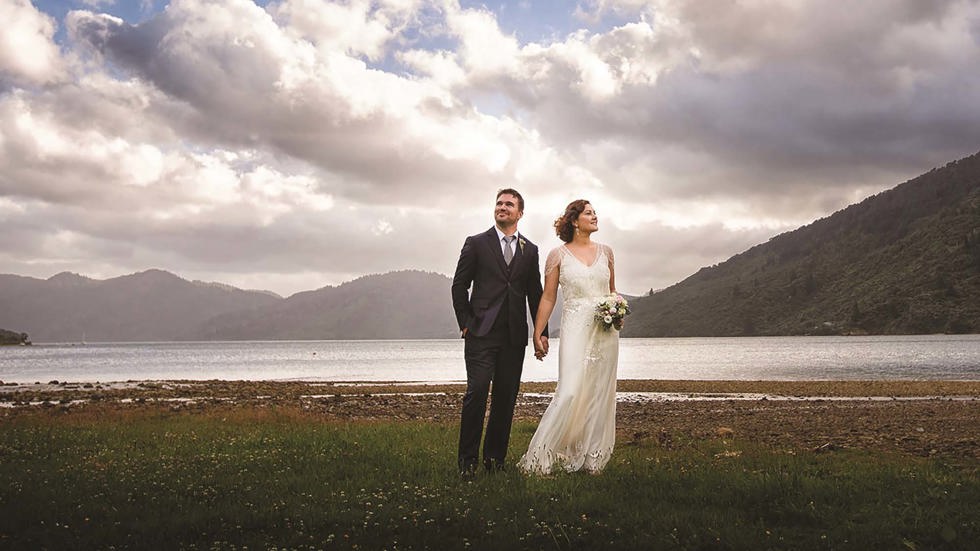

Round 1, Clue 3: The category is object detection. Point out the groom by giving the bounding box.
[452,188,548,478]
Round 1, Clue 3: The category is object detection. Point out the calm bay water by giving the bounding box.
[1,335,978,384]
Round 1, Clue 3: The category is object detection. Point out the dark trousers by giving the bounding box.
[458,325,525,470]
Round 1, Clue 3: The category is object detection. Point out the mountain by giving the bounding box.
[623,151,980,337]
[193,270,459,340]
[0,269,461,342]
[0,270,281,342]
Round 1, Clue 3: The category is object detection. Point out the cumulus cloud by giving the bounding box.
[2,0,979,296]
[559,1,980,169]
[0,0,65,87]
[269,0,418,61]
[62,0,574,208]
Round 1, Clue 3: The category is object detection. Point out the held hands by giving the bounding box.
[533,335,549,361]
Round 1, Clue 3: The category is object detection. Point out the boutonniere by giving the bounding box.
[518,237,526,253]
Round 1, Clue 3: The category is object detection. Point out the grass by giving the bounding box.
[1,405,977,550]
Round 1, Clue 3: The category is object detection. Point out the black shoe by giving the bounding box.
[484,458,506,473]
[459,461,478,480]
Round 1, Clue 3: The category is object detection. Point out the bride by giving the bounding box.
[518,199,620,475]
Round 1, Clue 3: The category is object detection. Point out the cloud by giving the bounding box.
[62,0,581,208]
[562,1,980,154]
[269,0,420,62]
[602,219,778,294]
[0,0,65,87]
[459,0,980,225]
[2,0,979,297]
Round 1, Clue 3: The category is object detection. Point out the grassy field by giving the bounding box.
[1,405,978,550]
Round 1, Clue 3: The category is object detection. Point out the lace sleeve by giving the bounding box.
[603,244,615,270]
[544,246,563,277]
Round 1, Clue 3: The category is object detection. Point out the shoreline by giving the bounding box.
[2,379,979,461]
[3,378,980,397]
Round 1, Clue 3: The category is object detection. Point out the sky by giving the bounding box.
[2,0,980,297]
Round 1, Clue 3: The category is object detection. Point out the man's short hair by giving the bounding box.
[496,188,524,212]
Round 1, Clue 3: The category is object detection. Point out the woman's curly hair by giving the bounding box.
[554,199,590,243]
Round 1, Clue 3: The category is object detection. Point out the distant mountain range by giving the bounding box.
[623,151,980,337]
[3,151,978,341]
[0,269,460,342]
[193,270,460,340]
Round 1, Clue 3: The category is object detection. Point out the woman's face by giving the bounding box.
[576,203,598,234]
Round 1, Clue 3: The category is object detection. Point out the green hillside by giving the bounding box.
[624,151,980,337]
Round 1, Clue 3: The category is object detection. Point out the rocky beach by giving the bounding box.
[3,379,978,462]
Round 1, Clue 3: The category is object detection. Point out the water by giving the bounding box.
[1,335,978,384]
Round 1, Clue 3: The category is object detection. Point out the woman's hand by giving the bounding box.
[533,334,548,360]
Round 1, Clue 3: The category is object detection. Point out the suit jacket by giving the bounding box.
[451,227,547,345]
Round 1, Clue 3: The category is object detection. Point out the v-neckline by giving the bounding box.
[562,243,599,268]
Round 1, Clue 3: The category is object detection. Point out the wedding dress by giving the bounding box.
[518,243,619,474]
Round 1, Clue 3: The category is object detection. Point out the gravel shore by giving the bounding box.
[2,379,978,461]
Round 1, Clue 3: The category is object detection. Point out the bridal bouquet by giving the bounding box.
[595,294,631,331]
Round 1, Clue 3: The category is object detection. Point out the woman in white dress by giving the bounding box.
[518,199,620,475]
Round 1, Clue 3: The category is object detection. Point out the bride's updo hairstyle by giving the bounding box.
[554,199,590,243]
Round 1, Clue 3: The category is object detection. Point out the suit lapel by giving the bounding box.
[507,234,525,279]
[484,228,509,276]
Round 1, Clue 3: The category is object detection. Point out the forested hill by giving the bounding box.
[623,151,980,337]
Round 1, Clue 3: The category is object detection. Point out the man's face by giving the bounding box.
[494,193,523,228]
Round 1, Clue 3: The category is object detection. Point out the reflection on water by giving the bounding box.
[1,335,978,383]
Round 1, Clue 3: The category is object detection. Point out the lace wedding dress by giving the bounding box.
[518,243,619,474]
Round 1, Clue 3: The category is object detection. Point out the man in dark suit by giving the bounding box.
[451,188,548,478]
